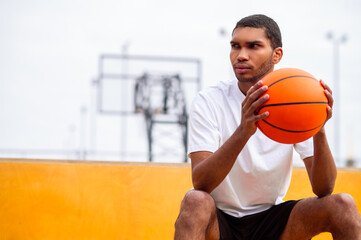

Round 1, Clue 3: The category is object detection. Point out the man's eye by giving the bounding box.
[249,43,260,48]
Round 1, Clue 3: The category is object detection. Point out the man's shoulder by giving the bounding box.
[198,80,236,99]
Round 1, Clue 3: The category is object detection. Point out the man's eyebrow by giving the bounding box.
[230,40,265,45]
[246,40,264,45]
[230,40,239,45]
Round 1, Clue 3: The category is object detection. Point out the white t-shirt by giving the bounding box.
[188,79,313,218]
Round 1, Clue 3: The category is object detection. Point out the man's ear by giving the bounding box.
[272,47,283,64]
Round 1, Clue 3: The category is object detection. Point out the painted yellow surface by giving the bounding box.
[0,158,360,239]
[0,159,192,240]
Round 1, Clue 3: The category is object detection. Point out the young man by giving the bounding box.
[174,14,361,240]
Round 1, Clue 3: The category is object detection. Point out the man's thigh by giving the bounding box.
[279,193,354,240]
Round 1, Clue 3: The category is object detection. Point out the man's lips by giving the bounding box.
[235,64,251,74]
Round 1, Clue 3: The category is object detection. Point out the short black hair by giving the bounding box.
[233,14,282,49]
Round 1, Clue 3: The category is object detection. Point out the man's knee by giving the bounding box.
[180,190,216,216]
[174,190,219,239]
[176,190,216,225]
[324,193,360,227]
[334,193,356,205]
[330,193,357,214]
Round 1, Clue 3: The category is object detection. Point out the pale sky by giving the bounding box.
[1,0,360,165]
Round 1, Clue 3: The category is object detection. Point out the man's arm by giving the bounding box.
[191,81,269,193]
[304,128,337,197]
[304,80,337,197]
[190,128,250,193]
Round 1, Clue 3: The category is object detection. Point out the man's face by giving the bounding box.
[230,27,276,83]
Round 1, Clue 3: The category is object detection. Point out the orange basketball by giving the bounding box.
[256,68,328,144]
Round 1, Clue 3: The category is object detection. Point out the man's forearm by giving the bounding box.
[310,128,337,197]
[192,127,250,193]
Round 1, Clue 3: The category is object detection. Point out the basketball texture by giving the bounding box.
[256,68,328,144]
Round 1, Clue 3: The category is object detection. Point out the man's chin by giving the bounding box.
[236,69,273,83]
[236,75,258,83]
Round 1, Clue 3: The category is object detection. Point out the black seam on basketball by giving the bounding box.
[256,101,328,114]
[261,119,325,133]
[268,75,317,88]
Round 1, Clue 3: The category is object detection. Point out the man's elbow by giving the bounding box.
[192,178,214,194]
[193,182,210,193]
[313,184,335,198]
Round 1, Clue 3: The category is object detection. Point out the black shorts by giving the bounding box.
[217,200,299,240]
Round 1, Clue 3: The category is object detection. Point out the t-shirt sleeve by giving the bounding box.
[188,93,220,155]
[294,137,314,160]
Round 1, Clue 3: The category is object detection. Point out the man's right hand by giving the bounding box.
[239,80,270,138]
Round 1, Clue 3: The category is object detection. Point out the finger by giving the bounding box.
[324,89,333,108]
[254,111,269,121]
[320,79,333,95]
[247,80,264,95]
[244,85,268,109]
[245,81,265,102]
[251,93,269,113]
[326,105,333,121]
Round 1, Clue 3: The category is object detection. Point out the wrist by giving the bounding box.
[236,125,253,141]
[314,127,326,139]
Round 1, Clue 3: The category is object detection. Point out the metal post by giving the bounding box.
[326,32,347,166]
[120,41,130,160]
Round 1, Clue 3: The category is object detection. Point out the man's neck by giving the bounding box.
[237,80,258,95]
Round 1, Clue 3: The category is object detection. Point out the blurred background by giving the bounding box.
[0,0,360,166]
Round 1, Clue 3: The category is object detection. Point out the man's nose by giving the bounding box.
[237,49,249,61]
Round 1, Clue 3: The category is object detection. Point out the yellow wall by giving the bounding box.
[0,158,360,240]
[0,159,192,240]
